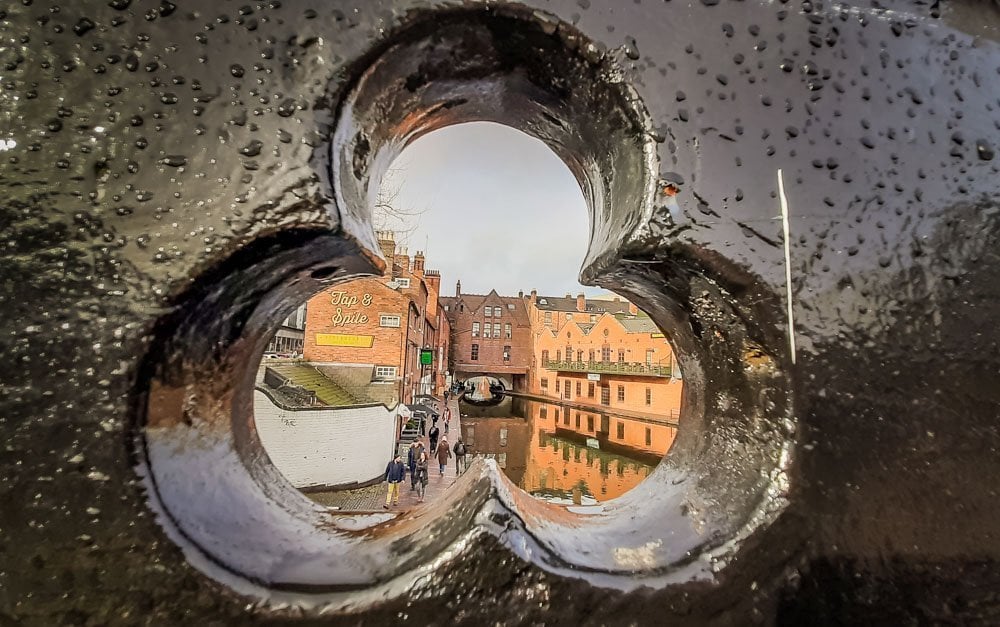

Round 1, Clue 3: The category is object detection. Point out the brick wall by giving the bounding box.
[531,314,682,419]
[303,279,409,367]
[442,291,533,385]
[253,390,397,489]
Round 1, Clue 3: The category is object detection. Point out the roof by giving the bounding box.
[264,363,364,406]
[534,295,632,314]
[618,316,661,334]
[441,289,531,326]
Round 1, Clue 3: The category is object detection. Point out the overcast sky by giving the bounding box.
[379,122,611,299]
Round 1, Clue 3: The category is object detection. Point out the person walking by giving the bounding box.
[415,450,429,502]
[428,422,440,455]
[453,438,467,474]
[407,441,419,491]
[383,454,406,509]
[436,436,451,475]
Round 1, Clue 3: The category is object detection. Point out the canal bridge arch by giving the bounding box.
[2,1,1000,624]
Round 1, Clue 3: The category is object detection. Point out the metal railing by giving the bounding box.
[542,360,672,377]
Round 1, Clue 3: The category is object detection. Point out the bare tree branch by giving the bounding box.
[374,166,427,248]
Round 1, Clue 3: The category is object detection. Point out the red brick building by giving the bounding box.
[440,283,533,391]
[302,233,450,404]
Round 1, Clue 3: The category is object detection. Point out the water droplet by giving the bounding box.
[977,140,995,161]
[240,140,263,157]
[73,17,95,36]
[277,98,296,117]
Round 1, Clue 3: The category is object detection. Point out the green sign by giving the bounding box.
[419,349,433,365]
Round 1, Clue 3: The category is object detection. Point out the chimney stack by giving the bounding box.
[518,290,523,298]
[576,293,586,312]
[456,280,462,297]
[530,289,537,307]
[376,231,396,276]
[413,251,425,278]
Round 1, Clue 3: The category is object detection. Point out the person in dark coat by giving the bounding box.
[415,450,429,502]
[406,441,419,491]
[383,454,406,509]
[436,437,451,475]
[428,423,440,455]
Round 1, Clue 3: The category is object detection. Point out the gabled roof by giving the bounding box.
[618,316,660,334]
[534,295,632,314]
[442,290,531,325]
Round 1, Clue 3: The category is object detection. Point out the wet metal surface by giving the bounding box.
[1,0,999,624]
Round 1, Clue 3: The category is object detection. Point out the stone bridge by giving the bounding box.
[1,1,999,624]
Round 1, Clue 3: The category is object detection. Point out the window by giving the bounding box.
[618,350,626,363]
[645,387,652,406]
[540,406,547,419]
[565,313,573,320]
[617,385,625,402]
[601,386,610,406]
[541,350,549,365]
[493,323,501,338]
[444,305,449,311]
[587,415,594,431]
[494,307,501,318]
[556,351,561,362]
[617,422,625,439]
[590,314,597,322]
[544,311,552,323]
[577,350,584,362]
[503,345,511,362]
[565,346,572,361]
[576,381,582,396]
[646,349,655,366]
[395,277,411,288]
[484,306,491,317]
[588,382,595,398]
[541,377,548,390]
[508,303,515,310]
[499,427,508,447]
[483,323,492,338]
[563,411,570,426]
[379,314,401,327]
[564,384,570,399]
[505,323,512,339]
[374,366,397,380]
[472,321,480,337]
[589,349,596,362]
[471,344,479,360]
[601,345,611,362]
[575,413,581,428]
[645,427,652,446]
[555,380,560,393]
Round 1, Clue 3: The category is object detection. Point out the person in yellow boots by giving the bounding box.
[383,454,406,509]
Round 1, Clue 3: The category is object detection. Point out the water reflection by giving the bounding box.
[460,398,676,504]
[462,375,506,404]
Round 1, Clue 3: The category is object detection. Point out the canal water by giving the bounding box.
[459,397,677,505]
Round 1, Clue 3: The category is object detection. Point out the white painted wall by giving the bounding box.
[253,390,397,489]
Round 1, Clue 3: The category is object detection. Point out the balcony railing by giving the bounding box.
[543,360,672,378]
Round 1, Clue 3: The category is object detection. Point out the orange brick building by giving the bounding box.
[526,292,683,421]
[302,233,450,404]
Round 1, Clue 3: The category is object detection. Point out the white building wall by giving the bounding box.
[253,390,396,489]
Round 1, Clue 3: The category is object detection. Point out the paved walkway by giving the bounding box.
[306,395,467,512]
